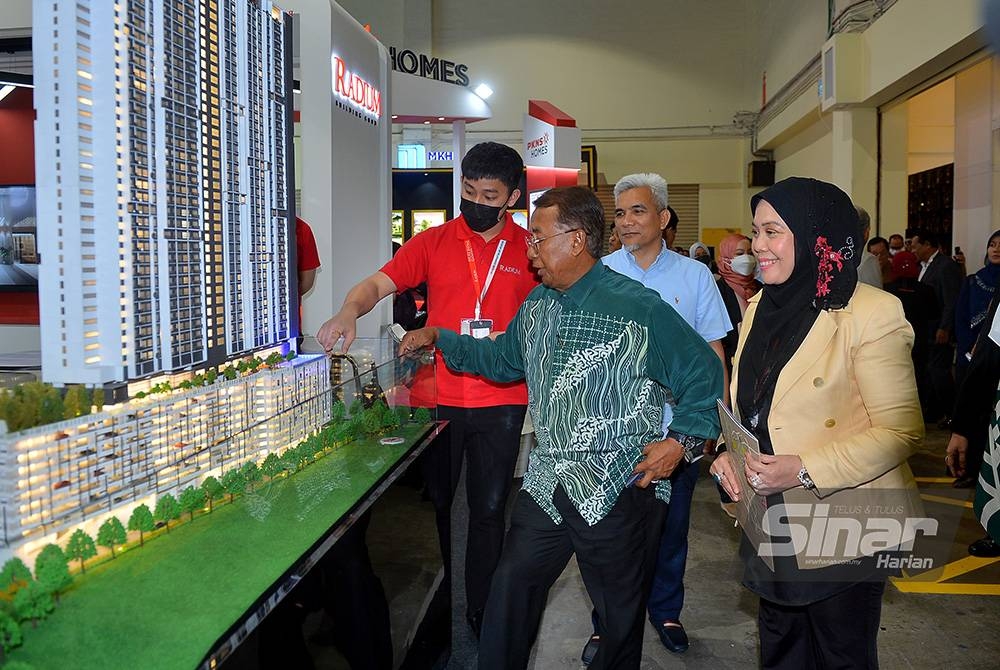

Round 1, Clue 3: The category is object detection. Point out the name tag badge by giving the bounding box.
[461,318,493,339]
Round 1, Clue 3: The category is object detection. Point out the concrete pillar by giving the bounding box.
[831,108,878,220]
[954,58,992,266]
[878,103,909,239]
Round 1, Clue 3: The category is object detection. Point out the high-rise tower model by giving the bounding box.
[34,0,296,389]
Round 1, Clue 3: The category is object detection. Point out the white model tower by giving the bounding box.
[34,0,294,388]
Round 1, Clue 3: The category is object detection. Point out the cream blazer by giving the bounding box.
[731,282,924,499]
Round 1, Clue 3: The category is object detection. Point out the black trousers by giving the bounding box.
[925,342,956,420]
[422,404,525,618]
[479,484,659,670]
[758,580,886,670]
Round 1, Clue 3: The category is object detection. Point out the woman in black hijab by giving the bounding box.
[709,178,924,669]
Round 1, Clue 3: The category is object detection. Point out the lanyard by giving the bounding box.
[464,239,506,320]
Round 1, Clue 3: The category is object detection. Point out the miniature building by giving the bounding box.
[0,354,330,559]
[34,0,295,387]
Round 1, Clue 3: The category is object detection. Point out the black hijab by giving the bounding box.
[738,177,860,437]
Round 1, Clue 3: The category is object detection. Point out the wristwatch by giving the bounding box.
[666,430,705,464]
[797,466,816,491]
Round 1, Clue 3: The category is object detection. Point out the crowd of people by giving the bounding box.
[306,141,994,669]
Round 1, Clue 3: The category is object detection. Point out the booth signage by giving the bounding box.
[526,132,550,160]
[389,47,470,87]
[332,54,383,118]
[428,151,454,161]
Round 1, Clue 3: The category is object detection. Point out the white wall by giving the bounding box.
[907,78,955,174]
[773,116,834,183]
[335,0,432,53]
[0,0,31,32]
[745,0,828,104]
[953,59,993,269]
[431,0,756,133]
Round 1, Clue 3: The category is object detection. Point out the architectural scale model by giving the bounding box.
[34,0,296,387]
[0,0,332,563]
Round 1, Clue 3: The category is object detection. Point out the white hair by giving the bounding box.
[614,173,669,211]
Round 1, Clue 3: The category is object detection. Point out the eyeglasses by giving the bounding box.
[527,228,580,250]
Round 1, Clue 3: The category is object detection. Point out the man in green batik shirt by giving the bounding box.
[401,186,722,670]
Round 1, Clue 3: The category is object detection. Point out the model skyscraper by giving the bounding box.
[34,0,295,387]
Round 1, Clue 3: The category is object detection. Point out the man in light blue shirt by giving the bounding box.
[582,173,731,663]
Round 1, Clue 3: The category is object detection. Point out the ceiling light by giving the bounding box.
[473,83,493,100]
[437,117,445,121]
[391,115,398,119]
[423,120,430,124]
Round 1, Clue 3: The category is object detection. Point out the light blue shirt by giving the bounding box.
[603,242,731,429]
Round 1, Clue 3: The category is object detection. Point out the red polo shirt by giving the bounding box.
[381,213,539,408]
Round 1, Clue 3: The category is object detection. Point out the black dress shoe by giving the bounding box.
[654,621,689,653]
[953,475,977,489]
[969,536,1000,557]
[580,634,600,666]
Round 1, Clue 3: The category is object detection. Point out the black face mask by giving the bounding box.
[460,198,506,233]
[696,254,712,267]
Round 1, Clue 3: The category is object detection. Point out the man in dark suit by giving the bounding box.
[912,230,964,423]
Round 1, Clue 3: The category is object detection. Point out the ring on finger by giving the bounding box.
[749,473,763,488]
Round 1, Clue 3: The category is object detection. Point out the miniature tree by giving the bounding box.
[348,399,364,417]
[394,405,411,426]
[261,453,284,480]
[362,407,383,436]
[154,494,182,533]
[65,529,97,573]
[201,476,224,512]
[222,366,238,381]
[91,386,104,412]
[128,504,155,547]
[0,609,23,662]
[381,403,401,430]
[284,350,296,361]
[34,544,72,603]
[62,385,91,420]
[241,461,262,491]
[280,450,299,474]
[97,516,127,558]
[179,486,206,522]
[413,407,432,424]
[221,468,246,502]
[0,558,31,592]
[12,580,53,627]
[265,352,284,367]
[331,399,346,423]
[308,434,325,457]
[38,388,64,426]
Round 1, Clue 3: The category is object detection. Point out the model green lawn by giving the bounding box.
[7,422,432,669]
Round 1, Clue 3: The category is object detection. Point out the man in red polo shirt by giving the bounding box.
[317,142,538,637]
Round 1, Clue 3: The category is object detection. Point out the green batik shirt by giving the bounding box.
[436,261,722,526]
